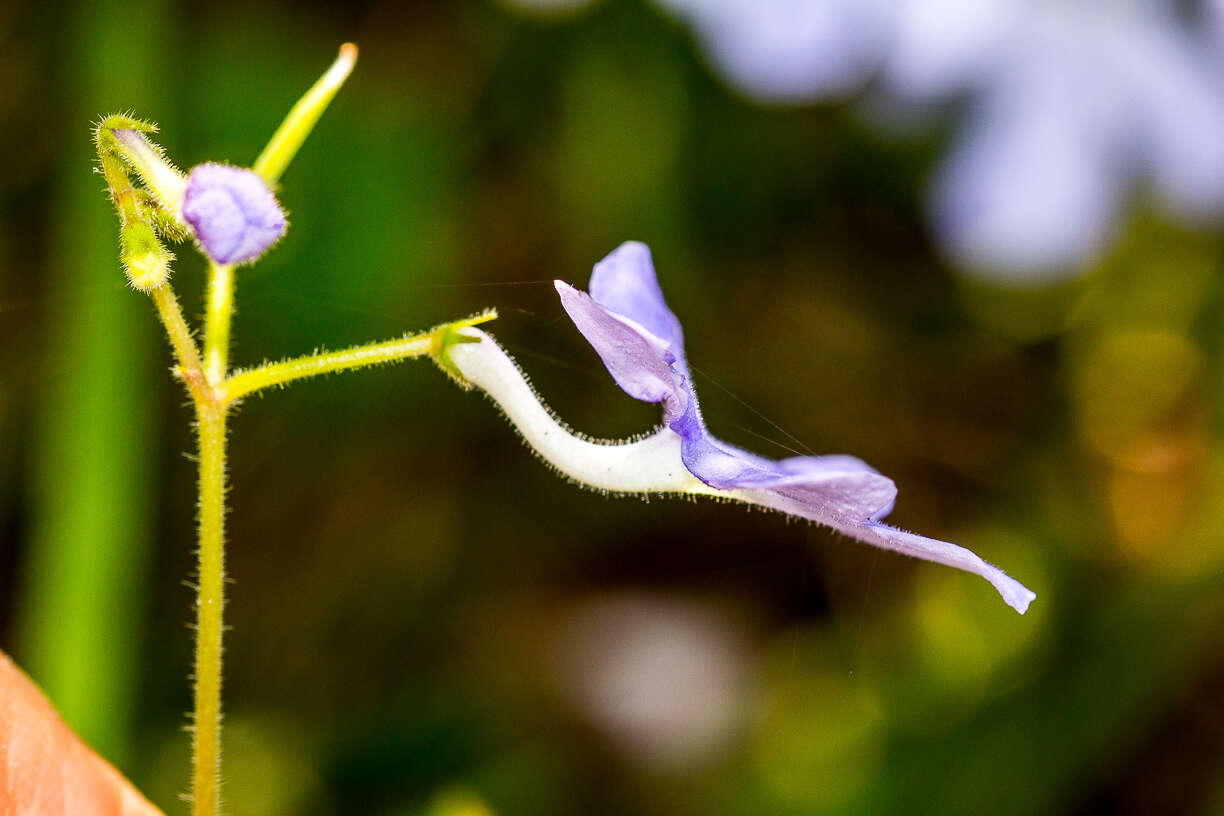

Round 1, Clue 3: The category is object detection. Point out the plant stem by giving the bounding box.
[143,275,226,816]
[190,250,235,816]
[192,401,226,816]
[185,44,362,804]
[223,331,435,404]
[203,260,234,386]
[143,278,223,815]
[150,284,209,404]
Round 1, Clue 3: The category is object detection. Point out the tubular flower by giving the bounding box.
[446,242,1035,613]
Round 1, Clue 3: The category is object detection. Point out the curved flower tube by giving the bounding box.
[447,242,1035,613]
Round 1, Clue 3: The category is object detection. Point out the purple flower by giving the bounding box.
[495,0,1224,278]
[657,0,892,104]
[885,0,1224,281]
[556,242,1035,613]
[648,0,1224,281]
[181,163,287,265]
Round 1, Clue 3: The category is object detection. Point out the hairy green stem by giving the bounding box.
[144,275,225,815]
[143,273,227,816]
[192,402,226,816]
[192,249,233,816]
[224,332,435,404]
[203,260,234,386]
[150,285,209,404]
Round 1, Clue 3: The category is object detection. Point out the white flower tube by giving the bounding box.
[448,328,713,496]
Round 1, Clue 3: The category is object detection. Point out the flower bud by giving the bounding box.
[111,128,187,217]
[181,163,288,265]
[120,220,173,290]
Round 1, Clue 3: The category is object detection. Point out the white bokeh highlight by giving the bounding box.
[554,595,749,769]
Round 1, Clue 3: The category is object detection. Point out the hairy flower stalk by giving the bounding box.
[446,243,1036,613]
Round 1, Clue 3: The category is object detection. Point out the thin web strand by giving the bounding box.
[688,361,819,457]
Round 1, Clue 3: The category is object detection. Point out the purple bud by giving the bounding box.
[182,163,287,265]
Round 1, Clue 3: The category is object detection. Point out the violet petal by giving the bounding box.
[588,242,687,356]
[555,279,689,424]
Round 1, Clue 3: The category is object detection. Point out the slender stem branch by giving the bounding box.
[203,261,234,386]
[223,331,435,404]
[149,284,210,404]
[253,44,358,185]
[192,401,227,816]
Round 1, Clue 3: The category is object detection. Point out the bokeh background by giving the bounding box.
[4,1,1224,814]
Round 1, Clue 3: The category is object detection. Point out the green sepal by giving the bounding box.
[430,309,498,388]
[93,113,159,155]
[103,122,188,222]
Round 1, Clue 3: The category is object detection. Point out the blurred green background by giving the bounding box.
[3,1,1224,814]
